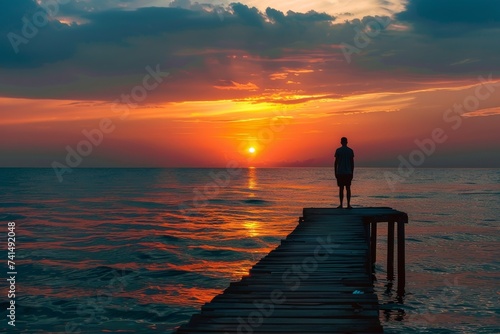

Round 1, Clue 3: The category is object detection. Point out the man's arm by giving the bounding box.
[334,156,338,178]
[351,151,354,174]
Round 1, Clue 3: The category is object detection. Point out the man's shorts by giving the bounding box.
[336,174,353,187]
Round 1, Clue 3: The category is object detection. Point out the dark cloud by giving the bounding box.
[1,0,499,102]
[0,0,38,28]
[364,0,500,73]
[0,4,223,67]
[397,0,500,32]
[0,2,335,68]
[231,3,264,26]
[265,7,286,23]
[0,0,72,67]
[42,0,155,16]
[0,1,341,101]
[283,10,334,22]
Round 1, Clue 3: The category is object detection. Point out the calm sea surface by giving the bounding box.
[0,168,499,333]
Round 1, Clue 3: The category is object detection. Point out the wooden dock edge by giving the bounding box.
[176,206,409,333]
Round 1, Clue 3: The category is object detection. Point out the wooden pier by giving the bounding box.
[177,207,408,333]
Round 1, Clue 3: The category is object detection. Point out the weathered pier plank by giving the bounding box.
[176,207,408,333]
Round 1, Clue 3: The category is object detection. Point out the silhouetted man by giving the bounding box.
[334,137,354,209]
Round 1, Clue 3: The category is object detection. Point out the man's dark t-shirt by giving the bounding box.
[335,146,354,175]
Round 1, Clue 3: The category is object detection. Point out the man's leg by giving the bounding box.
[346,185,352,209]
[338,185,344,208]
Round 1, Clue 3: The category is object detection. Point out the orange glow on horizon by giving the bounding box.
[2,75,500,167]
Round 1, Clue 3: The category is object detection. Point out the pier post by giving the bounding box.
[364,222,372,275]
[370,222,377,270]
[397,218,406,295]
[387,221,395,281]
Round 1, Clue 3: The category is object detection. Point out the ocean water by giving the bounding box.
[0,167,499,333]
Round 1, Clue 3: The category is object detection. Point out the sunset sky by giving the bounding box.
[1,0,499,168]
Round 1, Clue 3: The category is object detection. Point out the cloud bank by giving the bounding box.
[0,0,498,104]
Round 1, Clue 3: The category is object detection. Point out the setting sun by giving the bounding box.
[248,147,256,154]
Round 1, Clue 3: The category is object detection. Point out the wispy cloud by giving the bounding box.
[463,107,500,118]
[214,81,259,91]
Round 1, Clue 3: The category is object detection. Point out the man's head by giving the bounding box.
[341,137,348,145]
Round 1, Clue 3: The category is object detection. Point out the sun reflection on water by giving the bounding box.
[247,167,257,191]
[243,221,260,237]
